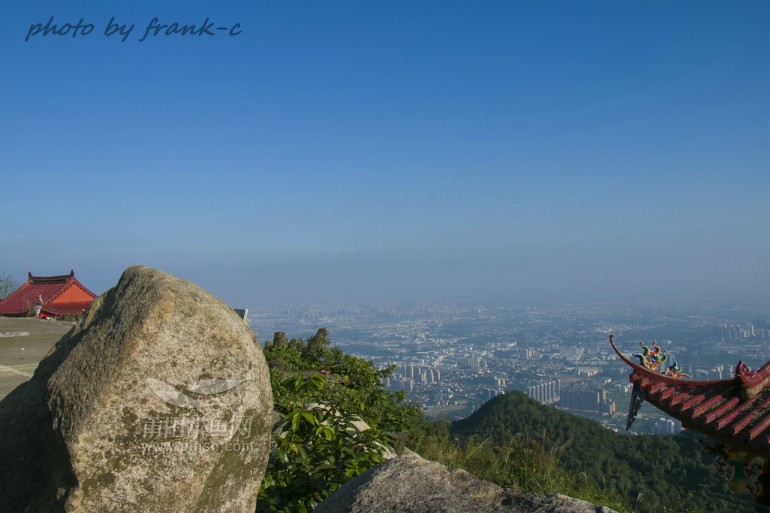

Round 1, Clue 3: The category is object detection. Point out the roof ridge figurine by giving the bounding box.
[611,334,770,508]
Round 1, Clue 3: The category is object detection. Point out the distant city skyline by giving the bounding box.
[245,298,770,429]
[2,1,769,306]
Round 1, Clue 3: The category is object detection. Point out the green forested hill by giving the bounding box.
[256,330,755,513]
[450,392,753,513]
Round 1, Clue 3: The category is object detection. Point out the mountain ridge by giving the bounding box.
[449,391,751,513]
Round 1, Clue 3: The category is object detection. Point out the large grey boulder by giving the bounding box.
[0,265,273,513]
[313,450,619,513]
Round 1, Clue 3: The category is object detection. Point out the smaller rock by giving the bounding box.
[272,332,288,348]
[313,450,619,513]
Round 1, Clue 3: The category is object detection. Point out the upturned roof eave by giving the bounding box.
[609,334,732,387]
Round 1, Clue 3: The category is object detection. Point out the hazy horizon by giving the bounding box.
[2,1,769,306]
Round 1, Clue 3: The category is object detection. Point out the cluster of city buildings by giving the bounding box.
[721,321,770,341]
[249,300,770,433]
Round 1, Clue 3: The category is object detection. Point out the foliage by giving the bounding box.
[0,273,19,300]
[264,329,419,433]
[446,391,752,513]
[257,373,393,513]
[406,415,629,512]
[256,332,745,513]
[257,329,421,512]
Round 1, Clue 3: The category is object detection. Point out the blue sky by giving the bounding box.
[2,1,769,305]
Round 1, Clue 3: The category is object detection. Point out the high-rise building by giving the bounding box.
[560,388,600,411]
[526,379,560,405]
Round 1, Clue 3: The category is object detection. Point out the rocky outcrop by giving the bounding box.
[0,265,273,513]
[272,331,288,348]
[313,450,619,513]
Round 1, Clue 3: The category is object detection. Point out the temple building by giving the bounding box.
[0,271,97,318]
[611,334,770,509]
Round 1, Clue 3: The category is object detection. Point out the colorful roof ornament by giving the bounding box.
[633,341,668,372]
[698,439,769,499]
[611,334,770,507]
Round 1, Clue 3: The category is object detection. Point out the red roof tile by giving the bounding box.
[0,270,96,317]
[611,335,770,458]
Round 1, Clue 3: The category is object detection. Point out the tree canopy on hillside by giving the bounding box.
[256,333,750,513]
[450,391,751,513]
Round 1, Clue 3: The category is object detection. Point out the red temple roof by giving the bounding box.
[0,270,97,317]
[610,335,770,458]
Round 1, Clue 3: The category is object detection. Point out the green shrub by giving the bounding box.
[257,374,393,513]
[257,330,419,512]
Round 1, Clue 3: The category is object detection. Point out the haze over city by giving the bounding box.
[2,1,769,305]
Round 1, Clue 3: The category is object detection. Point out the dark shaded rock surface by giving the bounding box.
[0,266,273,513]
[313,450,619,513]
